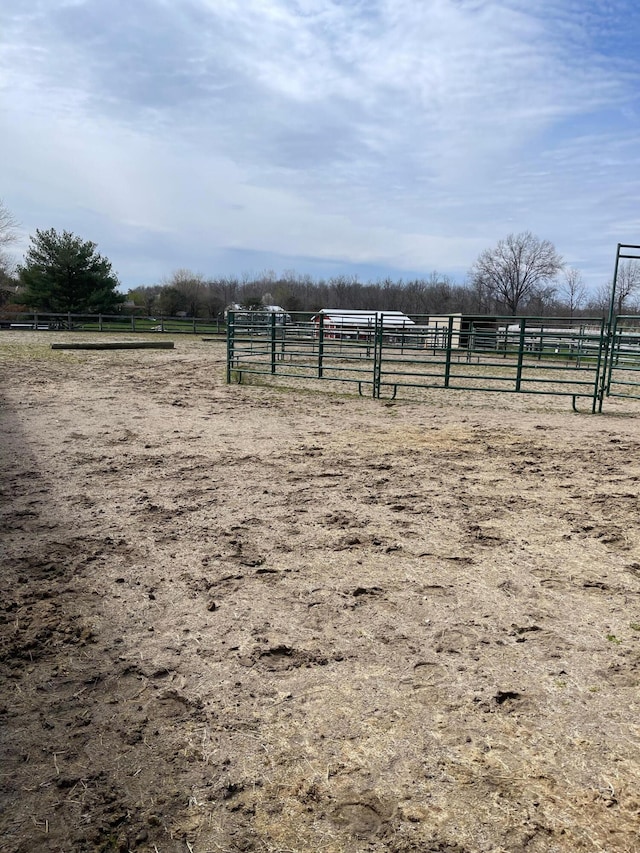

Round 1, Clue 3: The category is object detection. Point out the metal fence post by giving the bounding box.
[594,319,608,413]
[318,315,324,378]
[444,315,454,388]
[515,318,527,392]
[270,312,277,374]
[373,314,383,398]
[226,312,235,383]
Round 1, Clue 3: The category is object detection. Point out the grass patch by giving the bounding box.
[0,341,81,364]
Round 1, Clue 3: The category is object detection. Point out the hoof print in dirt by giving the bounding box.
[238,555,265,567]
[331,793,395,838]
[510,624,542,642]
[332,801,383,836]
[334,534,362,550]
[255,644,330,671]
[345,586,385,609]
[494,689,523,706]
[625,562,640,578]
[352,586,384,597]
[323,511,360,528]
[157,687,203,714]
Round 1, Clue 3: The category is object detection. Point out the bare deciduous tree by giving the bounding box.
[559,267,587,318]
[470,231,564,315]
[161,269,206,316]
[0,200,20,292]
[611,260,640,315]
[0,199,19,249]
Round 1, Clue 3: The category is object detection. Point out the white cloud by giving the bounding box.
[1,0,639,288]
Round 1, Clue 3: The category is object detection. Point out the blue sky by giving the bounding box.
[1,0,639,292]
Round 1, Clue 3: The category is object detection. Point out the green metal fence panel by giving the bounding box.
[375,315,606,412]
[226,310,615,411]
[226,309,379,394]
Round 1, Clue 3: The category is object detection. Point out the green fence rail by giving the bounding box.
[1,311,225,335]
[226,311,626,412]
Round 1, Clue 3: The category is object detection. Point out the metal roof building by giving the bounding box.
[312,310,415,329]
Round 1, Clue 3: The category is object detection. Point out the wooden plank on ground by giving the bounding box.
[51,341,175,350]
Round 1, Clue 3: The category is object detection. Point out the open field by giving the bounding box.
[1,331,640,853]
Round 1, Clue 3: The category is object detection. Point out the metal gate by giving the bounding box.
[374,315,607,412]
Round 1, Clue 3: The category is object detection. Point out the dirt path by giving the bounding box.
[1,332,639,853]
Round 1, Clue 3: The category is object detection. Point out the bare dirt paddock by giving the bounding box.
[1,332,639,853]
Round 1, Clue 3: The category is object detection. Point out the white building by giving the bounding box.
[312,309,415,338]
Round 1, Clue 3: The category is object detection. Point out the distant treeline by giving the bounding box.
[125,269,624,319]
[3,219,637,319]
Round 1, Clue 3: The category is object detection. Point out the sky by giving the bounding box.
[1,0,640,293]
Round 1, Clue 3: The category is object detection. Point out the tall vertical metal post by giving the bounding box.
[444,315,454,388]
[593,319,607,414]
[226,311,235,383]
[317,314,324,378]
[515,318,527,392]
[373,313,383,398]
[270,311,277,374]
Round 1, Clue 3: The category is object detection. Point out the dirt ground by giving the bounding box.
[1,332,639,853]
